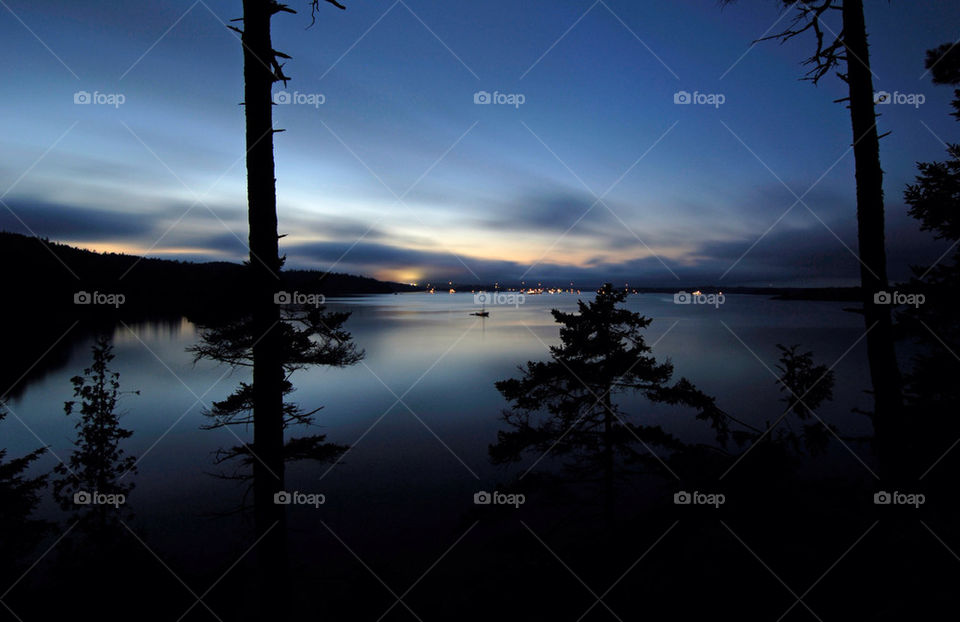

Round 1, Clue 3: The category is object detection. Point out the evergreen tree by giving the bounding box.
[720,0,903,470]
[0,407,49,583]
[190,306,362,479]
[52,336,137,527]
[227,2,348,616]
[491,284,723,522]
[899,42,960,478]
[768,344,836,456]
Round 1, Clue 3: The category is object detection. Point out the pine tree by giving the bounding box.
[52,336,138,531]
[190,306,362,479]
[491,284,722,523]
[720,0,903,471]
[0,407,49,583]
[899,42,960,479]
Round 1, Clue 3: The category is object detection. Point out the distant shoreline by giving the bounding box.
[2,231,867,312]
[437,285,864,302]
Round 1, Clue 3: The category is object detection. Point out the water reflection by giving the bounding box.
[6,292,951,619]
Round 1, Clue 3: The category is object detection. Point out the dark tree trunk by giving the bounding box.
[842,0,903,476]
[242,0,287,617]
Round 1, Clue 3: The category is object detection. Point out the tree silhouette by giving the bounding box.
[490,284,723,524]
[191,304,361,620]
[32,338,195,622]
[924,42,960,120]
[769,343,837,455]
[52,336,137,530]
[190,306,362,479]
[223,1,348,616]
[0,407,49,585]
[490,286,844,523]
[721,0,903,473]
[898,42,960,479]
[665,342,842,501]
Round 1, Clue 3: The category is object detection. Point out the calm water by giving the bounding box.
[4,292,875,563]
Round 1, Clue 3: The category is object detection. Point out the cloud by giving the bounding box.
[1,192,947,287]
[0,198,155,240]
[283,239,523,279]
[685,209,948,285]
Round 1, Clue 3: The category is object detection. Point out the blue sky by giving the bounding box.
[1,0,958,285]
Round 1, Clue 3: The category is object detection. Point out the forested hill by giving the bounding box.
[0,231,416,321]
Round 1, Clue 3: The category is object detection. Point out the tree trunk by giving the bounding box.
[842,0,904,476]
[242,0,288,617]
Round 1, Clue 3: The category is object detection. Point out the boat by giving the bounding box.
[470,310,489,317]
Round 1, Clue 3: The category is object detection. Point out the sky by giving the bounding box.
[1,0,958,286]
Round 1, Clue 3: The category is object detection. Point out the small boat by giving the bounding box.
[471,310,489,317]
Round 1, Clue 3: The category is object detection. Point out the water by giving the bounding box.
[3,292,876,567]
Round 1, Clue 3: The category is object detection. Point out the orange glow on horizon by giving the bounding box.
[60,241,238,258]
[59,236,701,278]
